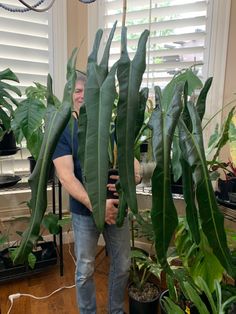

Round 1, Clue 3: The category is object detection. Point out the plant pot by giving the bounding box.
[28,156,55,181]
[0,241,57,283]
[171,175,183,195]
[128,282,159,314]
[218,177,236,200]
[0,130,19,156]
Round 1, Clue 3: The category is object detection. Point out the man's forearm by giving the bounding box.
[59,174,92,211]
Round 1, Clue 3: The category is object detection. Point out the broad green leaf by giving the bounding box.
[190,233,224,292]
[149,83,183,269]
[162,68,202,110]
[0,68,20,83]
[42,213,60,235]
[13,48,78,264]
[162,297,185,314]
[12,98,46,139]
[184,281,210,314]
[28,252,37,269]
[179,103,236,278]
[84,23,118,231]
[116,27,149,214]
[0,108,11,131]
[194,276,217,313]
[196,77,213,121]
[0,68,21,132]
[27,129,44,160]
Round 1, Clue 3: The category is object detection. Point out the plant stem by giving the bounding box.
[122,0,127,28]
[203,98,236,130]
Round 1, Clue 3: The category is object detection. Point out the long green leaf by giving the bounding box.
[13,48,78,264]
[83,23,117,231]
[184,281,210,314]
[85,64,117,231]
[180,98,200,244]
[179,103,236,278]
[195,77,213,121]
[134,87,149,140]
[149,83,184,269]
[77,105,87,175]
[116,27,149,214]
[162,68,202,110]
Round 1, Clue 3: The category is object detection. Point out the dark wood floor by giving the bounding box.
[0,244,129,314]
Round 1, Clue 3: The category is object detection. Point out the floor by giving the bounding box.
[0,244,129,314]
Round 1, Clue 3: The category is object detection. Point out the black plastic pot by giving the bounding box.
[0,130,19,156]
[128,282,159,314]
[171,175,183,195]
[218,177,236,200]
[159,290,169,314]
[28,156,54,181]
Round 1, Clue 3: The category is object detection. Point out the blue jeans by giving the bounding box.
[72,213,130,314]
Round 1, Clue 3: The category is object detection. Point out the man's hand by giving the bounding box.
[105,198,119,225]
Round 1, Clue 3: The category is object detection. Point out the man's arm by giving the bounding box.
[53,155,92,210]
[53,155,119,224]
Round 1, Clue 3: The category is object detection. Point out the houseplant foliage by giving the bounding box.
[13,48,78,264]
[0,68,21,140]
[149,70,236,279]
[78,22,149,231]
[12,82,60,160]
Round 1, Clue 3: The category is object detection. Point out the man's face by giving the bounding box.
[73,80,85,113]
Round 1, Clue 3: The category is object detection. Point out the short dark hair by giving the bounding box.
[75,70,86,83]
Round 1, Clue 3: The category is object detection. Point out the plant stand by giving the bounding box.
[0,241,57,283]
[0,175,64,283]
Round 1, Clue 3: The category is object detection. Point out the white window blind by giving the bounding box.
[98,0,209,90]
[0,0,52,96]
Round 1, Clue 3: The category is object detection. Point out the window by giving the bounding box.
[89,0,231,139]
[0,0,67,172]
[0,0,67,99]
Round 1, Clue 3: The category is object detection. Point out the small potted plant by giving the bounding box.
[0,68,21,155]
[128,210,161,314]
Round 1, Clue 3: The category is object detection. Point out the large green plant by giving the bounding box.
[0,68,21,140]
[11,82,60,160]
[13,48,78,264]
[149,70,236,280]
[78,23,149,231]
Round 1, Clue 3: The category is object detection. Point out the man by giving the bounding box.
[53,71,141,313]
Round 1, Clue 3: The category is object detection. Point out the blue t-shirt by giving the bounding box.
[52,118,91,216]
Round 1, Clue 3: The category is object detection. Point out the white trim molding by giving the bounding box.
[49,0,68,100]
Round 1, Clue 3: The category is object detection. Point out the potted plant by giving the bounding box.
[11,82,59,162]
[147,67,236,311]
[13,48,78,264]
[128,210,161,314]
[0,68,21,155]
[0,212,62,283]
